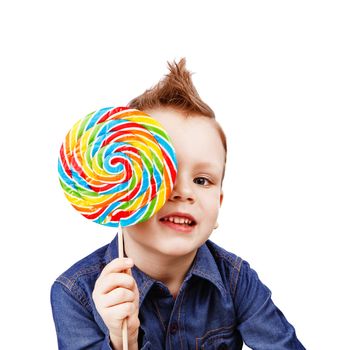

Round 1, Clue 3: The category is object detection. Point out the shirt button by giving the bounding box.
[170,323,178,334]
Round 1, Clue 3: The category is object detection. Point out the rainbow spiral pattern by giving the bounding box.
[58,107,177,227]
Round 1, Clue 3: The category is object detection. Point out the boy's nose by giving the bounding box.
[169,177,195,203]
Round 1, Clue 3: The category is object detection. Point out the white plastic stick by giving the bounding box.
[118,227,128,350]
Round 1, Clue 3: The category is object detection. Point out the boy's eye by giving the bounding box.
[193,177,211,186]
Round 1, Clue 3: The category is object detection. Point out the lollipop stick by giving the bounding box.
[118,227,128,350]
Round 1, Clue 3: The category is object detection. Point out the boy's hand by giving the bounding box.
[92,258,140,350]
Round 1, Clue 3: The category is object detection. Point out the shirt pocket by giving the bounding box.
[196,324,242,350]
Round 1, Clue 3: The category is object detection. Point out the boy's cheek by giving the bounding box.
[124,217,157,235]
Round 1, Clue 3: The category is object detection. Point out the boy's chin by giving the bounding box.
[155,240,199,258]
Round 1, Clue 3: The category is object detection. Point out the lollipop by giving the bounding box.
[58,106,177,350]
[58,106,177,228]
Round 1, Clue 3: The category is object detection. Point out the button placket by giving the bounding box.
[170,322,178,334]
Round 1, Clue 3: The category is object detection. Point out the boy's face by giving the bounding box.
[124,107,225,258]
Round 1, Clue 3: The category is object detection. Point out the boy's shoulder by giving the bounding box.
[54,237,116,292]
[204,240,268,299]
[205,239,258,278]
[197,239,245,296]
[206,239,243,269]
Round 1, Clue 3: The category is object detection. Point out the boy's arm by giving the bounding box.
[234,261,306,350]
[51,281,115,350]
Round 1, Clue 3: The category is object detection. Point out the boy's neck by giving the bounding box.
[123,235,197,298]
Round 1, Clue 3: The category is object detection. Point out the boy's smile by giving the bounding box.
[159,211,197,233]
[124,107,225,266]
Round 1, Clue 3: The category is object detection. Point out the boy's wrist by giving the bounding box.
[110,334,139,350]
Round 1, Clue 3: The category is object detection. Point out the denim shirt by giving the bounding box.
[51,235,305,349]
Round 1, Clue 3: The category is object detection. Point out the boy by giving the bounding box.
[51,59,305,349]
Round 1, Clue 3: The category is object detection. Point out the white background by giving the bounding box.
[1,1,349,349]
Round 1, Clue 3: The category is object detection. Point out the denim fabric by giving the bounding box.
[51,234,305,349]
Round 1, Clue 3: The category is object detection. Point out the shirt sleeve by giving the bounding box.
[234,261,306,350]
[50,281,113,350]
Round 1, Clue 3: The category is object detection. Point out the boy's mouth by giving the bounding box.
[159,212,197,230]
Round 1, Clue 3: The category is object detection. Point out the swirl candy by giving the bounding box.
[58,106,177,228]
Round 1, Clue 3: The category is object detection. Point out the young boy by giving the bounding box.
[51,59,306,349]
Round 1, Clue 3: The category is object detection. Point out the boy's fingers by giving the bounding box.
[95,272,136,294]
[105,302,136,320]
[100,258,134,277]
[101,287,135,308]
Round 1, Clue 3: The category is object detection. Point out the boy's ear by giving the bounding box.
[220,191,224,207]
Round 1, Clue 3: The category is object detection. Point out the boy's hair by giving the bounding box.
[128,58,227,183]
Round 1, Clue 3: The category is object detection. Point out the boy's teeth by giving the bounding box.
[175,217,184,224]
[163,216,193,225]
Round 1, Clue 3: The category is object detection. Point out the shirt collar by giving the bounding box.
[103,235,226,306]
[189,242,226,296]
